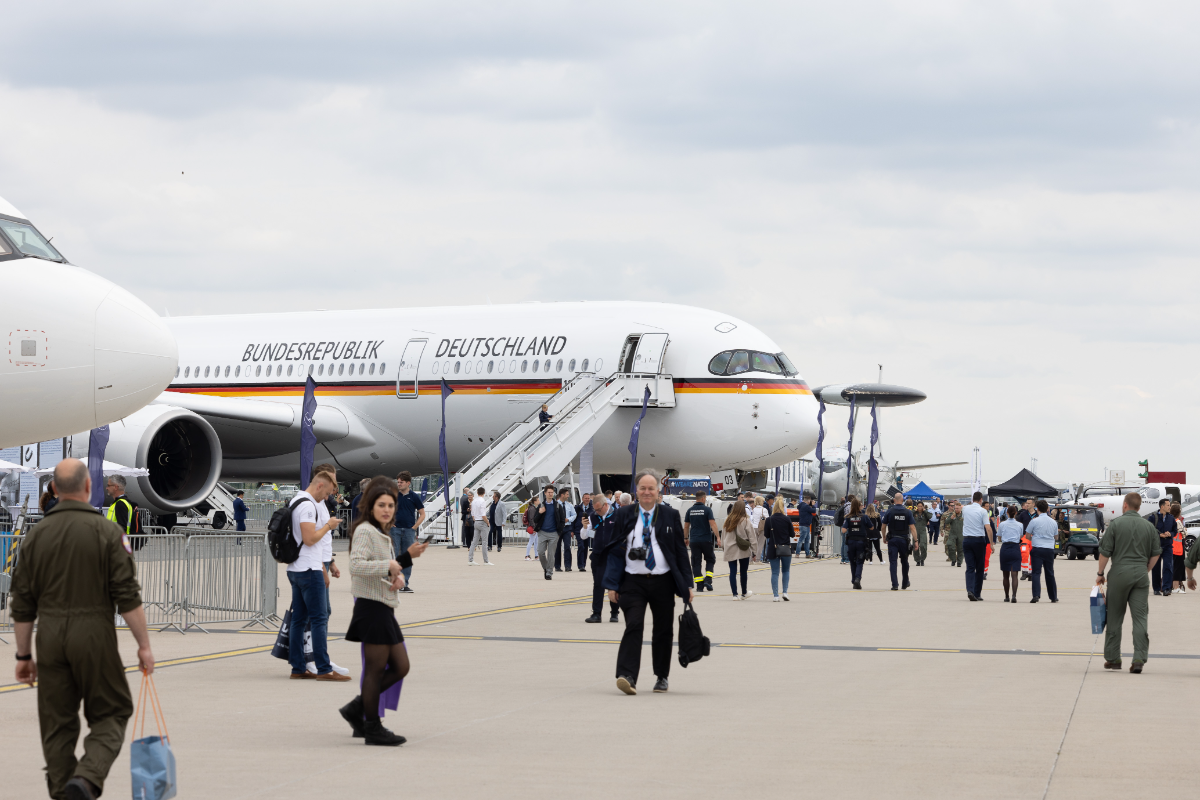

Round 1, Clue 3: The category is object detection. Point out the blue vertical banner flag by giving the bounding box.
[420,477,429,501]
[814,401,826,506]
[88,425,110,508]
[299,377,318,487]
[439,378,455,528]
[866,399,879,505]
[627,385,652,494]
[844,397,856,500]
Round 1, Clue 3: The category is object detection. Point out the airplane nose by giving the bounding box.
[94,286,178,422]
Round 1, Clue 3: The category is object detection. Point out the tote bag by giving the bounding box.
[131,671,177,800]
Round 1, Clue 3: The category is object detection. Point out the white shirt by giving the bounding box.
[625,505,669,576]
[750,506,769,527]
[288,491,330,572]
[962,503,989,538]
[471,495,490,522]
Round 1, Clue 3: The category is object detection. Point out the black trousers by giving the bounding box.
[461,520,473,547]
[489,524,502,550]
[887,537,910,588]
[591,558,620,617]
[690,540,716,587]
[1031,546,1058,600]
[615,573,676,684]
[963,537,987,597]
[577,536,591,571]
[555,532,573,570]
[847,538,866,583]
[929,520,940,544]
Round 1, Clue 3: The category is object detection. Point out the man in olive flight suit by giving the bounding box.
[1095,492,1160,674]
[11,459,155,800]
[942,500,964,567]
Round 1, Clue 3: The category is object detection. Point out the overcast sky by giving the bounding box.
[3,1,1198,485]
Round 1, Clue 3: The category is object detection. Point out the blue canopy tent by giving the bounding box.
[903,481,943,501]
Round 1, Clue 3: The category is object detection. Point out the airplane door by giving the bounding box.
[395,339,427,399]
[631,333,669,374]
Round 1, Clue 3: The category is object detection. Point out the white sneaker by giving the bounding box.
[468,561,476,566]
[772,596,781,602]
[330,662,350,676]
[485,561,494,566]
[306,662,318,674]
[743,591,753,599]
[732,595,741,601]
[782,593,790,601]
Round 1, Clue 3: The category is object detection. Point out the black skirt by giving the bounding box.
[345,598,404,646]
[999,541,1021,572]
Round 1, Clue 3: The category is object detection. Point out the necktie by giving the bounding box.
[642,511,656,570]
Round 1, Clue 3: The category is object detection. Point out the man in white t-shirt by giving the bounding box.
[286,466,349,681]
[469,487,493,565]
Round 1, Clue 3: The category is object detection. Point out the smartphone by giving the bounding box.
[418,531,435,543]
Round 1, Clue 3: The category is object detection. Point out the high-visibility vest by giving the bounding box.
[106,497,135,534]
[1173,526,1185,557]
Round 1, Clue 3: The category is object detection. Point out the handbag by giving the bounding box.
[1090,587,1106,634]
[131,671,177,800]
[775,543,792,558]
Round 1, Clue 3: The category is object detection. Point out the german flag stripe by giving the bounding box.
[674,378,811,395]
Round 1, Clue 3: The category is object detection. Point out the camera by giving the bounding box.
[628,546,648,561]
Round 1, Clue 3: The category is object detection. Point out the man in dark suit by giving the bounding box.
[602,470,694,695]
[574,492,593,573]
[584,494,619,624]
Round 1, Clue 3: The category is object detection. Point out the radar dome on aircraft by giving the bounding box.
[810,383,926,407]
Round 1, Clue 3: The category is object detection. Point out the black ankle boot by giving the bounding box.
[339,696,365,738]
[363,719,406,746]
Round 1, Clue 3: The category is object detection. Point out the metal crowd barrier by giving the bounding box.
[0,534,24,641]
[180,534,274,632]
[128,533,189,633]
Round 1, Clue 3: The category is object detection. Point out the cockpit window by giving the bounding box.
[708,352,732,374]
[726,350,750,374]
[0,219,63,261]
[708,349,797,377]
[751,352,784,375]
[0,235,10,255]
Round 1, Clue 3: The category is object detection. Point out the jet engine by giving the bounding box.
[103,405,222,513]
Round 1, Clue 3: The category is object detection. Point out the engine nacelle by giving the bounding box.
[104,405,222,513]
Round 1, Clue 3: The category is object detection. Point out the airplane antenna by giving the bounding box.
[878,364,882,383]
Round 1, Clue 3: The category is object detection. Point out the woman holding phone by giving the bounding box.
[339,476,428,746]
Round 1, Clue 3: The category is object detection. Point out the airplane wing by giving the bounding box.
[894,462,969,471]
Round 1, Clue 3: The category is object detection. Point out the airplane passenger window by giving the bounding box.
[256,365,261,377]
[708,352,732,374]
[498,360,505,374]
[224,366,230,377]
[726,351,750,374]
[266,365,272,377]
[184,367,190,378]
[369,363,375,375]
[544,359,551,372]
[432,362,440,374]
[235,366,240,377]
[476,360,483,373]
[444,361,450,373]
[175,367,180,378]
[465,361,472,374]
[379,362,385,374]
[360,363,365,375]
[595,358,602,372]
[532,359,539,373]
[287,365,294,377]
[521,360,527,373]
[510,360,516,372]
[1144,488,1160,499]
[568,359,575,371]
[750,352,784,375]
[556,359,563,372]
[204,366,210,378]
[338,364,344,376]
[487,360,494,374]
[581,359,589,371]
[318,364,325,376]
[308,365,314,375]
[454,361,460,374]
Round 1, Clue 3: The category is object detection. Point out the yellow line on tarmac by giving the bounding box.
[1038,652,1092,656]
[402,596,590,628]
[558,639,621,644]
[406,635,483,640]
[720,643,802,649]
[878,648,960,653]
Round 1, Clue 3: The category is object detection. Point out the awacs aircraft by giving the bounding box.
[95,303,820,516]
[0,195,177,449]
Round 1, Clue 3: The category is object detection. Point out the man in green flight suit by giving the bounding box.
[1095,491,1160,674]
[11,458,155,800]
[942,500,964,567]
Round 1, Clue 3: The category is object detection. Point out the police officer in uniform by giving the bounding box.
[1095,492,1160,673]
[881,492,917,590]
[12,459,155,800]
[683,489,718,592]
[584,494,621,623]
[842,497,871,590]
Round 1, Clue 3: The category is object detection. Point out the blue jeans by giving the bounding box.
[390,527,416,586]
[841,539,849,563]
[287,569,330,675]
[769,556,791,596]
[795,529,811,557]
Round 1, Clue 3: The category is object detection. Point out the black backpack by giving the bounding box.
[677,603,710,668]
[268,496,315,564]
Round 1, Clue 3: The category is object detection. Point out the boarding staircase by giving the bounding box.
[418,371,676,538]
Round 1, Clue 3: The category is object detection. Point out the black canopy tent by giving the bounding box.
[987,469,1059,498]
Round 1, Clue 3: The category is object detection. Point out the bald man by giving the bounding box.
[11,458,154,800]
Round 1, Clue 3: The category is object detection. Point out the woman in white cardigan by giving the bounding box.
[722,501,755,599]
[338,476,427,747]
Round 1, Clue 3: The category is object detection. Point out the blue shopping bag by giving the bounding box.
[130,673,177,800]
[1090,587,1106,635]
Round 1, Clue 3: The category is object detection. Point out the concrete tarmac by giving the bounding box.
[3,544,1196,799]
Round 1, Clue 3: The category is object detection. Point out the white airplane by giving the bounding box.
[772,445,968,504]
[0,195,177,449]
[94,302,820,514]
